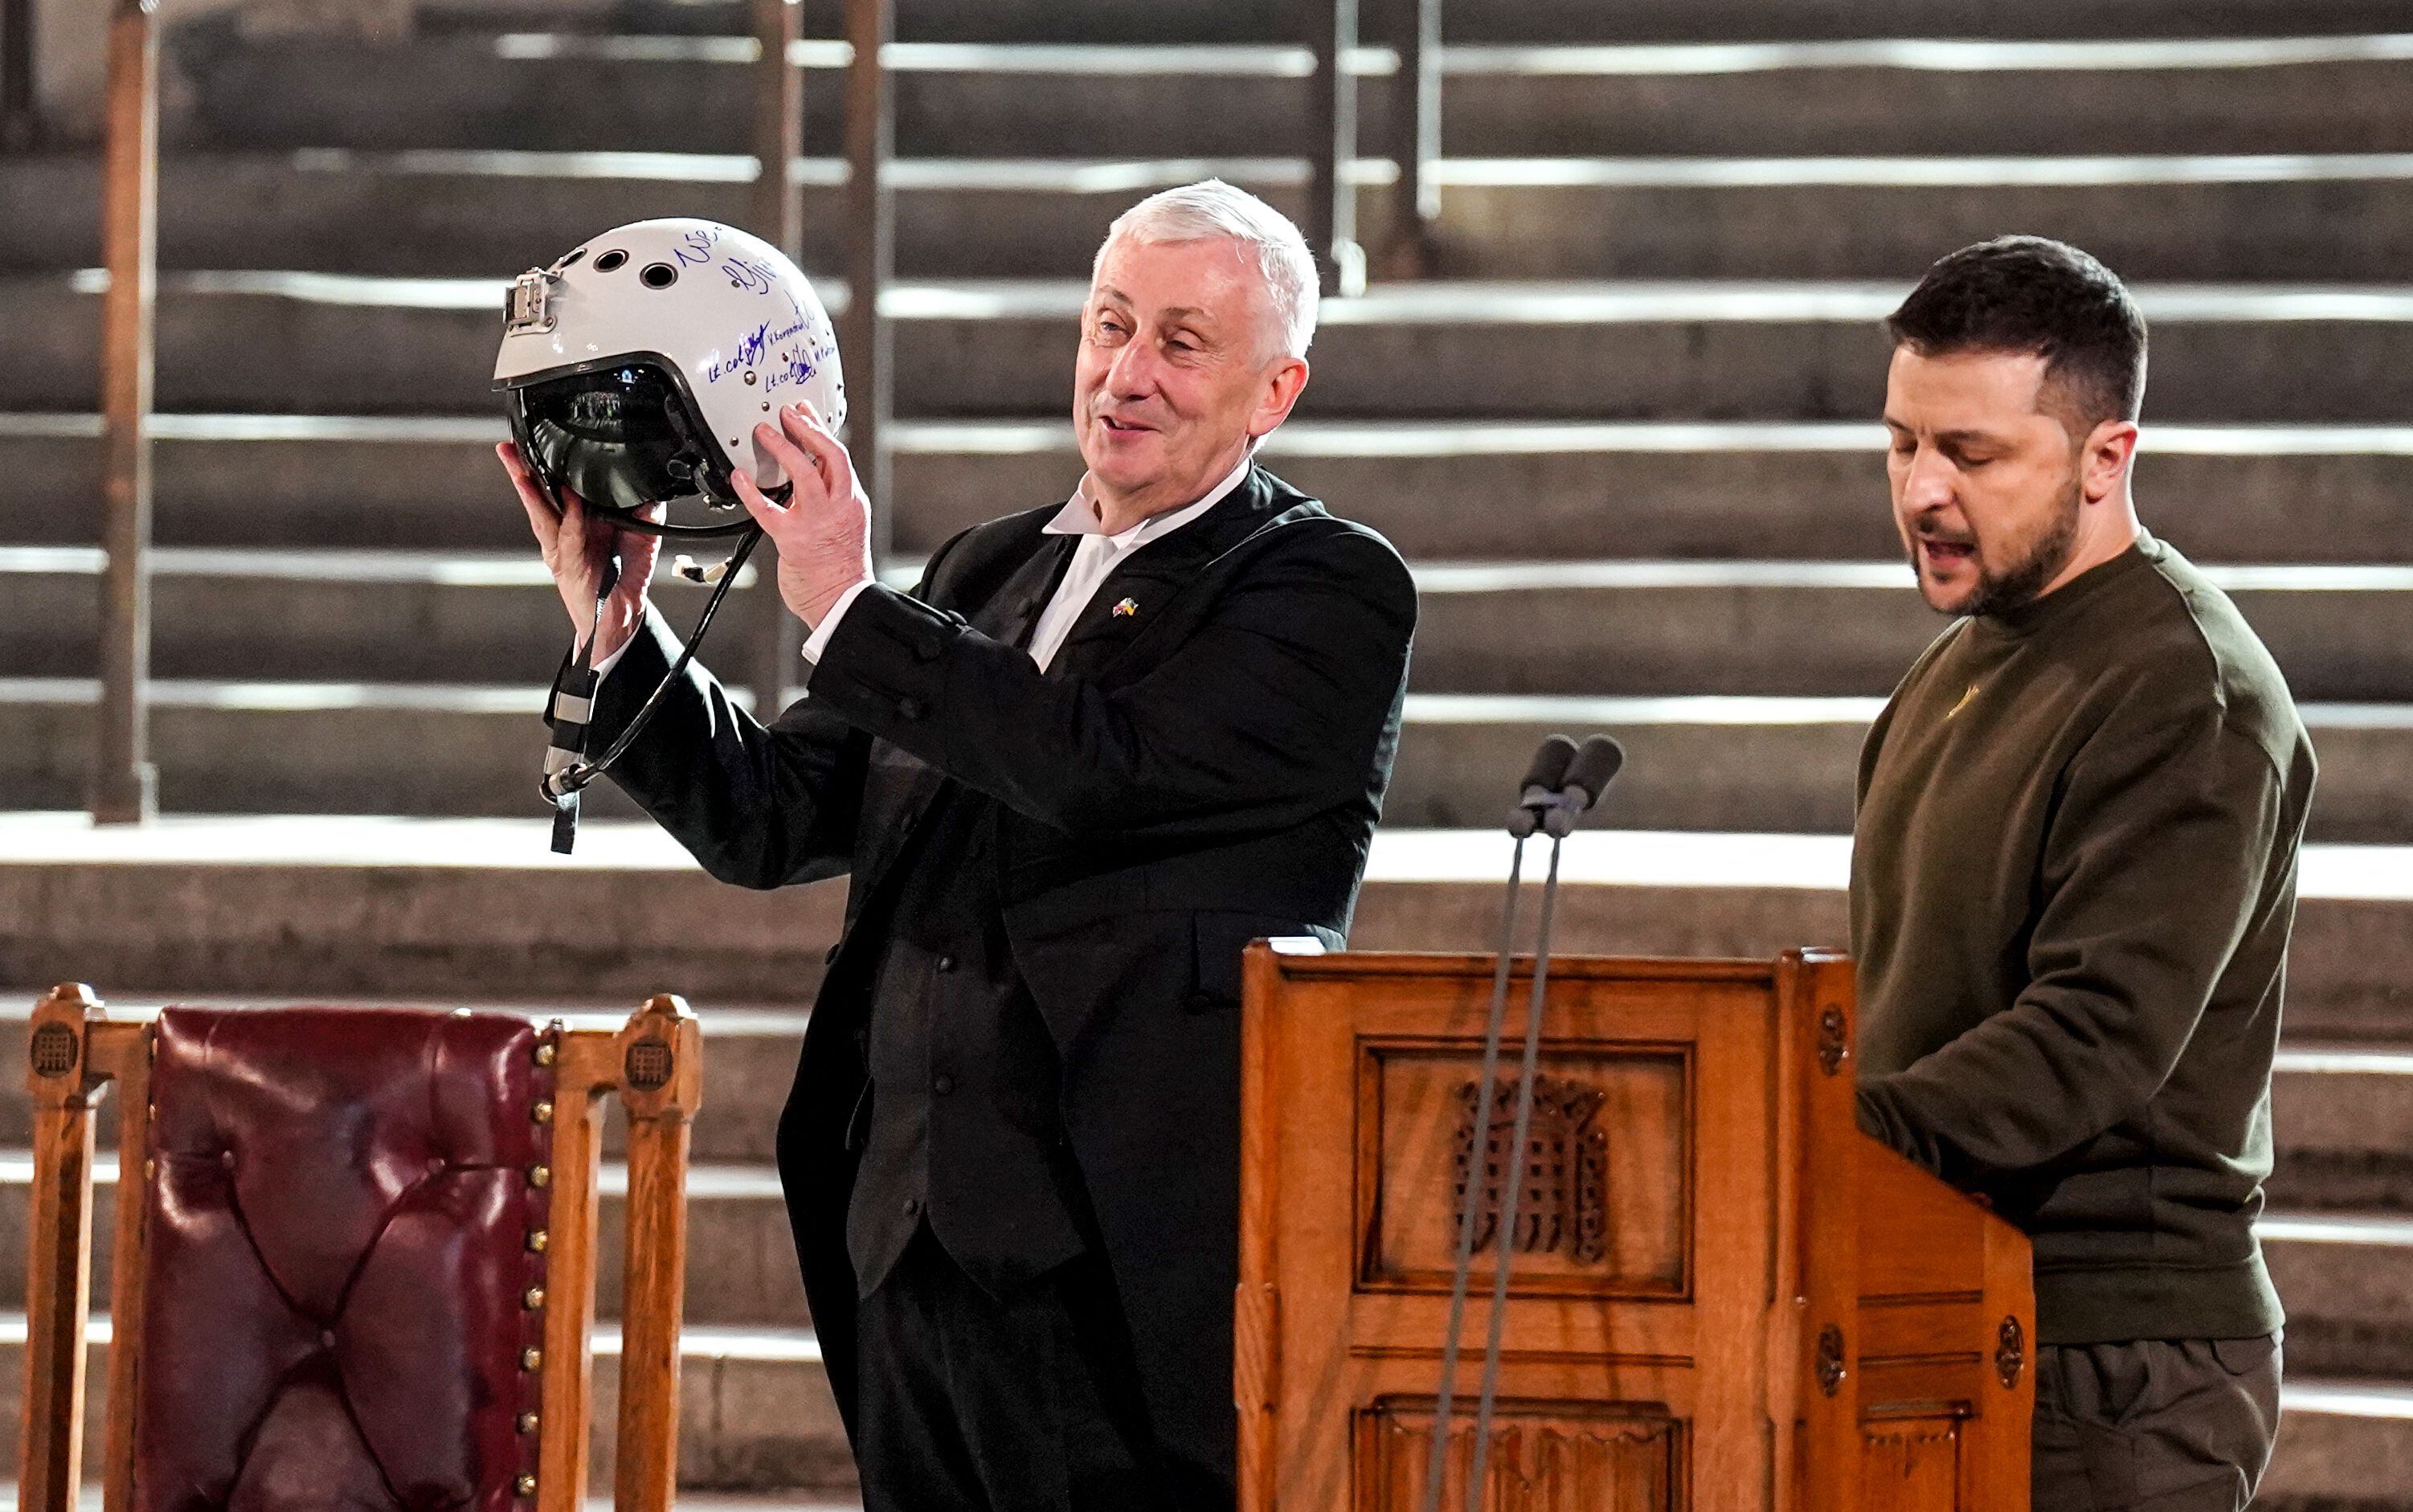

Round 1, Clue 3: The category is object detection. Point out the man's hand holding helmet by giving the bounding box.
[499,441,661,662]
[730,402,877,634]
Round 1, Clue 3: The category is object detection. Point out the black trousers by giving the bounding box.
[854,1228,1229,1512]
[2031,1334,2284,1512]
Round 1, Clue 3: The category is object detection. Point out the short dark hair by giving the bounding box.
[1885,236,2148,432]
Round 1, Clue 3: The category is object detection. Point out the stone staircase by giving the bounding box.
[2,0,2410,1504]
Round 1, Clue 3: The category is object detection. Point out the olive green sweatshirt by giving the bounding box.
[1852,529,2315,1345]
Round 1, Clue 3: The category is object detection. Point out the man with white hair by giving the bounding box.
[505,179,1417,1509]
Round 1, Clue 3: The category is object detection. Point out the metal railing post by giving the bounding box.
[744,0,804,709]
[1383,0,1442,278]
[1306,0,1363,296]
[92,0,158,825]
[842,0,894,576]
[1,0,36,150]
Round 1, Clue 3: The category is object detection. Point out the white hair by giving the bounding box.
[1095,179,1319,362]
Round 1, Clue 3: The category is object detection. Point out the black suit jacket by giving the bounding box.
[583,465,1417,1479]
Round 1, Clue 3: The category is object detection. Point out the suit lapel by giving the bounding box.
[1048,467,1283,680]
[974,532,1078,648]
[856,532,1076,891]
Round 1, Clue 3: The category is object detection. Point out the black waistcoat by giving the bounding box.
[844,777,1091,1301]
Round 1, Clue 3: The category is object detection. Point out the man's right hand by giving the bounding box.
[500,441,661,663]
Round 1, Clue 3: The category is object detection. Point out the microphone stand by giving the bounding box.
[1420,736,1573,1512]
[1421,736,1624,1512]
[1463,826,1565,1502]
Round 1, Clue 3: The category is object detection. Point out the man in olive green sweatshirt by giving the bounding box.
[1853,236,2316,1512]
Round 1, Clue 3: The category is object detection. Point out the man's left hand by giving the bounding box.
[733,403,877,631]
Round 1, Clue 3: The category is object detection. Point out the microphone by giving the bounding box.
[1507,734,1579,838]
[1541,735,1626,838]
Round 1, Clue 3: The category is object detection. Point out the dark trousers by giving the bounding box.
[2031,1334,2284,1512]
[855,1228,1222,1512]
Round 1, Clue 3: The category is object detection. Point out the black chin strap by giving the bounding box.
[539,525,765,854]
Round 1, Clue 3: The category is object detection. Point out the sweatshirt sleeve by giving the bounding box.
[1855,689,2292,1181]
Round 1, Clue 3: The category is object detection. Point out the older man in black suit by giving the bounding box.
[502,180,1417,1511]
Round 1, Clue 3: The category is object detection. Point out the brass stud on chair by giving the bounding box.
[531,1099,554,1126]
[517,1410,540,1435]
[534,1041,556,1069]
[526,1229,550,1254]
[523,1285,546,1310]
[529,1163,550,1188]
[515,1473,538,1497]
[521,1346,543,1371]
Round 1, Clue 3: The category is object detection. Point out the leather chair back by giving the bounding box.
[134,1007,553,1510]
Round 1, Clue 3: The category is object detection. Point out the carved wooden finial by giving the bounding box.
[619,993,702,1118]
[28,985,104,1101]
[638,993,694,1024]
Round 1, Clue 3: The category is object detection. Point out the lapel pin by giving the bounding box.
[1113,598,1139,618]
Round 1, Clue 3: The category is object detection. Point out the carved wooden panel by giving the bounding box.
[1360,1398,1681,1512]
[1360,1045,1691,1297]
[1453,1076,1610,1265]
[1859,1419,1961,1511]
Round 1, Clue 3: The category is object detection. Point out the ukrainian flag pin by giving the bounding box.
[1113,598,1139,618]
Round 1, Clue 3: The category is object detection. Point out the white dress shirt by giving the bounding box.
[801,453,1253,672]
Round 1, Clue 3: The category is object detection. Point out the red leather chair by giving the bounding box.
[17,984,701,1512]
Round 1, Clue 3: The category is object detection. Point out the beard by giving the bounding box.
[1908,469,2084,618]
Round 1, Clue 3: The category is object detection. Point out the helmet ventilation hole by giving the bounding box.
[640,264,679,289]
[594,250,628,272]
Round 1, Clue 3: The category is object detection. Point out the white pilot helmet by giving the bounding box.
[493,218,846,538]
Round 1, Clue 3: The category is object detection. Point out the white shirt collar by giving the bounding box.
[1042,452,1255,547]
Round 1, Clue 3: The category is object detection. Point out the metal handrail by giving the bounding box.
[1307,0,1364,296]
[738,0,891,707]
[92,0,158,823]
[1,0,35,150]
[1311,0,1444,293]
[842,0,895,577]
[742,0,807,709]
[1387,0,1445,278]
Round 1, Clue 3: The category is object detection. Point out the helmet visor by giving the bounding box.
[513,363,736,527]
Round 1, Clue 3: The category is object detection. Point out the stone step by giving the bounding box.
[5,152,2411,281]
[5,687,2411,846]
[2260,1380,2413,1510]
[0,1316,853,1491]
[5,413,2410,566]
[1385,698,2413,843]
[2,819,2409,1040]
[13,276,2413,423]
[0,546,749,686]
[2268,1046,2413,1210]
[0,1154,812,1330]
[2261,1214,2413,1379]
[164,33,2413,160]
[1400,560,2413,700]
[7,550,2413,701]
[407,0,2413,47]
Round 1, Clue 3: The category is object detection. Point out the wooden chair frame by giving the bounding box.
[16,983,704,1512]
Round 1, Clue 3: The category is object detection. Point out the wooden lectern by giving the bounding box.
[1236,945,2033,1512]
